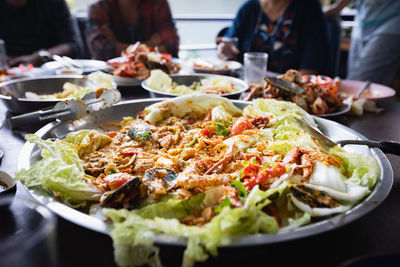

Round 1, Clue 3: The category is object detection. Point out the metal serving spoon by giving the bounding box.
[295,117,400,155]
[265,77,305,94]
[7,88,121,129]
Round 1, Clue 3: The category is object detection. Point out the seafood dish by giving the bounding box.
[145,70,242,95]
[16,95,380,266]
[243,70,343,115]
[107,42,180,79]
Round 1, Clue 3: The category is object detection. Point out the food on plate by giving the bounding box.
[16,95,379,266]
[243,69,343,115]
[24,71,115,100]
[146,70,239,95]
[107,42,180,79]
[0,64,44,82]
[189,58,230,70]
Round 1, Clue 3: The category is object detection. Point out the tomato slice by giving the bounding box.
[105,131,118,138]
[104,173,132,190]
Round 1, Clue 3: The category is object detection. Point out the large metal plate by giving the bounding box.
[16,98,393,246]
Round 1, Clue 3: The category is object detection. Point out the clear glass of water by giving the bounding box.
[0,196,58,267]
[244,52,268,84]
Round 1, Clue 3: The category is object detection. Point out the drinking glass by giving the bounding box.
[244,52,268,84]
[0,196,58,267]
[220,37,239,60]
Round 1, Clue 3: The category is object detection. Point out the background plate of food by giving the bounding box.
[183,57,242,75]
[338,80,396,100]
[141,70,248,98]
[16,95,392,267]
[242,70,350,117]
[42,59,109,74]
[0,72,116,113]
[106,42,180,87]
[0,64,49,82]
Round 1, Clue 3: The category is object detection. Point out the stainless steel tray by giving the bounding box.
[16,98,393,246]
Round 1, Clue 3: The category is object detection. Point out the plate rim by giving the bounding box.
[315,103,351,118]
[42,59,108,72]
[338,79,396,100]
[16,98,394,246]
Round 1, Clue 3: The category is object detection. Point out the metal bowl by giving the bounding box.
[141,74,248,99]
[17,98,393,247]
[0,75,87,114]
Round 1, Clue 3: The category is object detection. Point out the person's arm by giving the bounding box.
[8,0,83,67]
[49,0,83,58]
[86,2,121,60]
[7,44,72,67]
[324,0,353,17]
[145,0,179,57]
[217,1,249,59]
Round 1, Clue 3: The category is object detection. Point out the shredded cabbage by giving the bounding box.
[15,134,102,207]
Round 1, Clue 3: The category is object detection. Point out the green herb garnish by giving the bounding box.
[215,196,232,213]
[108,168,119,174]
[128,125,152,143]
[188,137,197,147]
[231,180,248,202]
[215,121,231,136]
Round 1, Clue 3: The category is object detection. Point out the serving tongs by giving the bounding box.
[295,117,400,155]
[7,88,121,129]
[265,77,305,94]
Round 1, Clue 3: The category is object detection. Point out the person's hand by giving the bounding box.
[323,4,341,18]
[99,24,117,42]
[7,53,42,67]
[217,40,240,60]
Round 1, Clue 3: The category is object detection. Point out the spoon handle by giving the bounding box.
[355,80,371,98]
[337,140,400,155]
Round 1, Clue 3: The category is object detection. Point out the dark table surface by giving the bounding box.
[1,86,400,267]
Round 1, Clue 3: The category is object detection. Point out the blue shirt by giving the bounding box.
[354,0,400,41]
[225,0,329,74]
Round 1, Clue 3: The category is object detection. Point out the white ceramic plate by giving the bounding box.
[42,59,108,74]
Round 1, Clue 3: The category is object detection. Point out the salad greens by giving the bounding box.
[15,134,102,207]
[103,185,279,267]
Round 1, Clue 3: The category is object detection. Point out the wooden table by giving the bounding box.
[1,88,399,267]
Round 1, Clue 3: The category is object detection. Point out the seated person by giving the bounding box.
[218,0,329,75]
[86,0,179,60]
[325,0,400,87]
[0,0,83,67]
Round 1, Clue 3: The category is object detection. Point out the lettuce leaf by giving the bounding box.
[138,194,205,219]
[15,134,102,207]
[243,98,316,128]
[329,146,380,188]
[104,186,280,267]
